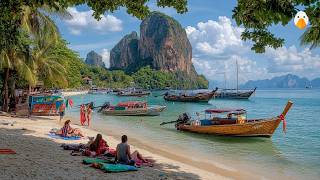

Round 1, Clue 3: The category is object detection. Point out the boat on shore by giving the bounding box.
[161,101,293,137]
[164,88,218,102]
[215,87,256,99]
[98,101,166,116]
[29,94,66,116]
[117,88,151,97]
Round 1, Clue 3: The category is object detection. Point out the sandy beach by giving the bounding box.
[0,115,238,180]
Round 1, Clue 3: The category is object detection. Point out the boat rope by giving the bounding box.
[278,114,286,134]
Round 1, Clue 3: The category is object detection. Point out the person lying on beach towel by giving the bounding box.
[115,135,153,167]
[56,120,84,137]
[84,134,116,157]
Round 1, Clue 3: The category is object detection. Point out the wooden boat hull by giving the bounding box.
[164,91,216,102]
[101,106,166,116]
[214,88,256,99]
[177,118,281,137]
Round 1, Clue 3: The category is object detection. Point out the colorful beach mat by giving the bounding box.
[48,133,81,140]
[0,149,16,154]
[92,162,138,173]
[83,158,114,165]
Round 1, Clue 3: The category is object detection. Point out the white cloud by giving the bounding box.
[65,7,122,35]
[186,16,320,83]
[193,55,267,84]
[101,49,110,68]
[186,16,244,57]
[266,46,320,76]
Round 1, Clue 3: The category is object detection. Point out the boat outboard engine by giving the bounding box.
[98,102,110,112]
[176,113,191,128]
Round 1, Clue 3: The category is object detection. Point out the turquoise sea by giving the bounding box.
[67,89,320,179]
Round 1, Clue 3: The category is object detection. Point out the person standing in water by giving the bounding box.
[86,105,92,126]
[80,105,86,126]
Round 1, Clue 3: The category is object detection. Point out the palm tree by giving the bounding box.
[0,34,36,111]
[0,5,69,112]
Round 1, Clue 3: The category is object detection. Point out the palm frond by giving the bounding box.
[300,26,320,50]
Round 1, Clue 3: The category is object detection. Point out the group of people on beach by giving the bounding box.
[58,120,152,167]
[80,104,92,126]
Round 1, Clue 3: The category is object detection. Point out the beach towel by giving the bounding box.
[93,163,138,173]
[83,158,114,165]
[48,133,81,140]
[0,149,16,154]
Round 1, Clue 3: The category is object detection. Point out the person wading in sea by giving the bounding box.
[87,105,92,126]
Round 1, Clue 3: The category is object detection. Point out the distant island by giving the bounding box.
[85,50,105,68]
[241,74,320,88]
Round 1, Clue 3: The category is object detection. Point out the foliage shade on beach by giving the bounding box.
[233,0,320,53]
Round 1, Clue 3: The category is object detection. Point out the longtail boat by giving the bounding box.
[99,101,166,116]
[161,101,293,137]
[164,88,218,102]
[117,88,151,97]
[214,87,256,99]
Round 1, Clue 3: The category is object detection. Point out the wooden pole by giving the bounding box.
[281,101,293,117]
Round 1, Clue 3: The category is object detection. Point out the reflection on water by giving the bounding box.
[68,89,320,179]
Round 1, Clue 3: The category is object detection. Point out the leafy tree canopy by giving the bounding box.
[0,0,187,52]
[233,0,320,53]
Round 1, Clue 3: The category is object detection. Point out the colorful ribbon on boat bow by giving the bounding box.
[278,114,286,134]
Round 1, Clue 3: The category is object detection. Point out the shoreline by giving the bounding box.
[0,115,236,180]
[62,90,88,97]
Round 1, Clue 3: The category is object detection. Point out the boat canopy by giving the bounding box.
[117,101,147,107]
[205,109,246,114]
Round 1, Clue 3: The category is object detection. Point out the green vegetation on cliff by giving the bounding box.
[132,66,208,89]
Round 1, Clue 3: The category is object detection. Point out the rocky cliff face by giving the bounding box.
[139,12,195,74]
[110,31,139,70]
[85,51,105,67]
[109,12,196,75]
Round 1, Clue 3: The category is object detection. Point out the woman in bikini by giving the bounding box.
[57,120,84,137]
[86,105,92,126]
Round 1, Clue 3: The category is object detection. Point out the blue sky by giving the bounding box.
[53,0,320,86]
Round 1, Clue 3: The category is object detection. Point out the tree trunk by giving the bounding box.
[2,68,10,112]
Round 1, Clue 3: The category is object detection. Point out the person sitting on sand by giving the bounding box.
[89,134,109,156]
[57,120,84,137]
[115,135,148,166]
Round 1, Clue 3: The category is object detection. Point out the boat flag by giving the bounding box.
[65,98,73,108]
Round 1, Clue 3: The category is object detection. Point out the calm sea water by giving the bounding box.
[67,89,320,179]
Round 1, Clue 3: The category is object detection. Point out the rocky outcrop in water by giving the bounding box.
[109,12,196,75]
[85,51,105,67]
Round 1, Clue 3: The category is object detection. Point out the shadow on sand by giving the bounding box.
[0,128,201,180]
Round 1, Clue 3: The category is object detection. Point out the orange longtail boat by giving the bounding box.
[173,101,293,137]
